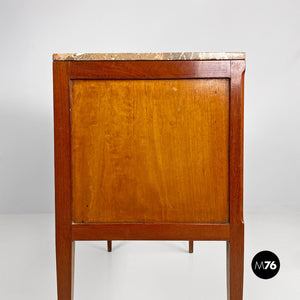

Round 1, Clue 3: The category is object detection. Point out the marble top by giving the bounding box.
[53,52,245,61]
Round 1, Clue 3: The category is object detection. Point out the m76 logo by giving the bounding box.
[254,261,277,270]
[252,251,280,279]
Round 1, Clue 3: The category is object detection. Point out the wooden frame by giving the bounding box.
[53,58,245,300]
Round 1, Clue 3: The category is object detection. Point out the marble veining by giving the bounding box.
[53,52,245,61]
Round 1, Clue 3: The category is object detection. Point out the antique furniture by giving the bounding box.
[53,52,245,300]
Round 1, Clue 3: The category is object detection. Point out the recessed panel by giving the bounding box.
[71,79,229,223]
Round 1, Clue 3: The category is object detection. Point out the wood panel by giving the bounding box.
[71,79,229,223]
[69,60,231,79]
[71,223,230,241]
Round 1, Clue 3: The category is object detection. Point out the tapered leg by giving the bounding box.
[107,240,112,252]
[227,223,244,300]
[56,238,75,300]
[189,240,194,253]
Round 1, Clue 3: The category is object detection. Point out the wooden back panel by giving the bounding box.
[71,79,229,223]
[53,55,245,300]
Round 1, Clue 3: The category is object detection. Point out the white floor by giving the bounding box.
[0,210,299,300]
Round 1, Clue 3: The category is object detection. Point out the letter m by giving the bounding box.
[255,261,264,270]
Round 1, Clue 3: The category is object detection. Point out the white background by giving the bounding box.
[0,0,299,214]
[1,1,300,299]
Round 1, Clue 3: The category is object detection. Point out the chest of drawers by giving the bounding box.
[53,52,245,299]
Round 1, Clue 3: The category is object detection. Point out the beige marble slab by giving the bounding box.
[53,52,245,61]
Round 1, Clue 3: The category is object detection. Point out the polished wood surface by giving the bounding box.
[71,79,229,223]
[227,60,245,300]
[53,62,74,300]
[69,60,230,79]
[72,223,230,241]
[53,58,245,300]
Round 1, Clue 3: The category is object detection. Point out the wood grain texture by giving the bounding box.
[227,223,244,300]
[69,60,230,79]
[71,79,230,223]
[227,60,246,300]
[229,61,245,225]
[54,58,246,300]
[53,61,74,300]
[71,223,230,241]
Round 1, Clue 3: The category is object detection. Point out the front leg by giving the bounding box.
[227,222,244,300]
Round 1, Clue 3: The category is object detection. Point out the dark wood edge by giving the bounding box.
[68,60,230,79]
[189,241,194,253]
[53,60,72,239]
[229,60,245,226]
[53,61,74,297]
[72,223,230,241]
[227,60,245,299]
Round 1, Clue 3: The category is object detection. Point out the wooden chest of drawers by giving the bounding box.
[53,52,245,300]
